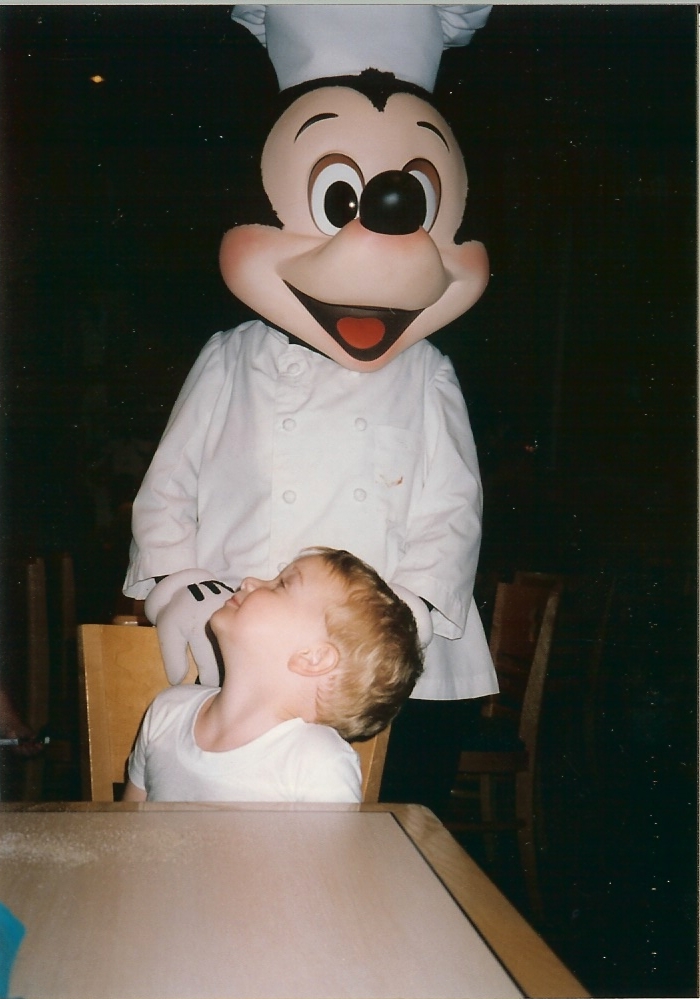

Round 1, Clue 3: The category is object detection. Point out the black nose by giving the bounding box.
[359,170,426,236]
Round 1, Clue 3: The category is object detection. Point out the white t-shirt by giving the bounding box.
[128,685,362,803]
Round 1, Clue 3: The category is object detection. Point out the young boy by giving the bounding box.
[123,548,423,802]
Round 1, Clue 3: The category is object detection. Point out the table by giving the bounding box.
[0,802,589,999]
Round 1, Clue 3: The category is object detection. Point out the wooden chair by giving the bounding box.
[78,624,390,803]
[513,569,565,590]
[445,577,562,919]
[0,553,78,801]
[54,551,77,712]
[22,556,50,800]
[516,570,616,784]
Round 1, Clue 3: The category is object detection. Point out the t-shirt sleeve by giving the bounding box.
[293,728,362,803]
[127,702,154,792]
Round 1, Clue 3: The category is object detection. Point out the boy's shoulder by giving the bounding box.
[138,685,215,747]
[282,723,362,801]
[150,684,215,714]
[283,720,357,757]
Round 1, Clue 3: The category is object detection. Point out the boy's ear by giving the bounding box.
[288,643,339,677]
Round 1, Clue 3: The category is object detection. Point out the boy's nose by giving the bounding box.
[239,576,263,593]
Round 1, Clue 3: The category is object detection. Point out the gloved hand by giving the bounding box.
[390,584,434,649]
[144,569,235,686]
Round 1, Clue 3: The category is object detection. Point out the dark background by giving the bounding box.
[0,5,696,997]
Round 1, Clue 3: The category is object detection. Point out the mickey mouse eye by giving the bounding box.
[309,155,364,236]
[404,158,441,231]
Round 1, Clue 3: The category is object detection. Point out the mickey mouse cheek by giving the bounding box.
[219,224,295,302]
[219,225,264,283]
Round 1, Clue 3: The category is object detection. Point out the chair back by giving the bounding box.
[484,579,562,756]
[513,570,565,591]
[78,623,389,803]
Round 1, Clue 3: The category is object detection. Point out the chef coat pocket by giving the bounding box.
[374,426,419,525]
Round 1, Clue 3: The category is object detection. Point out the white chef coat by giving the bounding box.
[124,320,497,700]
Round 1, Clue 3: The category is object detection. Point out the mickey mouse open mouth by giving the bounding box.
[285,282,422,362]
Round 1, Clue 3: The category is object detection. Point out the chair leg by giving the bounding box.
[480,774,498,863]
[515,770,544,920]
[23,557,49,801]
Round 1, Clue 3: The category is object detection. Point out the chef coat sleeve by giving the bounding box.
[391,356,482,640]
[123,333,228,598]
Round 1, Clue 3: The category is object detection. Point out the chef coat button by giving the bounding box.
[355,418,367,431]
[282,418,296,431]
[286,362,301,376]
[283,490,297,504]
[353,488,367,502]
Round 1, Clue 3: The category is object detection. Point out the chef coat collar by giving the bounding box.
[266,321,330,361]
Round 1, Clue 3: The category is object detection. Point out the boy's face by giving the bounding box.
[210,556,344,666]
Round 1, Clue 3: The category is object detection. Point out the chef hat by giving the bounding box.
[231,4,491,94]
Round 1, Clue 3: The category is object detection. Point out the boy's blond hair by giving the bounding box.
[307,548,424,742]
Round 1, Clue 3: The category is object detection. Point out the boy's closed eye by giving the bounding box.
[278,567,301,590]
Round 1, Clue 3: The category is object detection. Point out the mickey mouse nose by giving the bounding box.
[359,170,427,236]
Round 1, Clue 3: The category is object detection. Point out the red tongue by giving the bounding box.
[336,317,385,350]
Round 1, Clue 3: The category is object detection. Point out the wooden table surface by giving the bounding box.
[0,802,589,999]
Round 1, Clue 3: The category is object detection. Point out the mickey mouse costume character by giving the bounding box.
[124,4,496,812]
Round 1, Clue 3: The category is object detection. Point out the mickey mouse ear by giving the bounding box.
[231,4,491,93]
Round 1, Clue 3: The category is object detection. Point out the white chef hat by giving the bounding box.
[231,4,491,94]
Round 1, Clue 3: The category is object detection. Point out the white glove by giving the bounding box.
[144,569,236,686]
[390,584,434,649]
